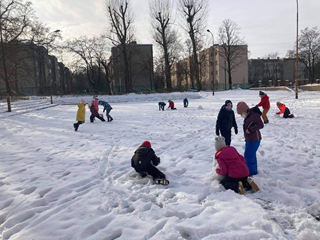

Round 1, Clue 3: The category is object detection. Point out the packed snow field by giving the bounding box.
[0,90,319,240]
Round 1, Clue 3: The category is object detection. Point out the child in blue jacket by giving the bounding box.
[99,100,113,122]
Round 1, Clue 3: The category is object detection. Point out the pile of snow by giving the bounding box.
[0,90,319,239]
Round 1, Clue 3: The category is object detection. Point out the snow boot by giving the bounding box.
[238,181,245,195]
[155,179,169,185]
[264,120,269,124]
[289,114,294,118]
[247,177,259,192]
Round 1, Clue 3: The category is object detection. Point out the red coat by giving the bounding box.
[169,101,174,108]
[215,146,249,178]
[257,95,270,109]
[276,103,286,114]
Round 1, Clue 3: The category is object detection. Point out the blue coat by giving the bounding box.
[99,100,112,112]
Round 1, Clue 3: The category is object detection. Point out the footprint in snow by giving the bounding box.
[21,186,37,195]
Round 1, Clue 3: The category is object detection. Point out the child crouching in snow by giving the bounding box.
[131,141,169,185]
[276,101,294,118]
[214,136,259,195]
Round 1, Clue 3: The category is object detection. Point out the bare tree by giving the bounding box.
[0,0,61,111]
[64,36,109,94]
[105,0,134,93]
[149,0,179,92]
[179,0,208,91]
[297,27,320,83]
[217,19,247,89]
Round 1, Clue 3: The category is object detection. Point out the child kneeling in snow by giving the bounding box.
[276,101,294,118]
[131,141,169,185]
[214,136,259,195]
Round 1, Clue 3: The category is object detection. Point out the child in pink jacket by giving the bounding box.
[214,136,259,194]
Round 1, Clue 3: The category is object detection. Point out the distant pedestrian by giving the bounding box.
[237,101,264,176]
[257,91,270,124]
[158,102,166,111]
[88,103,105,123]
[168,100,177,110]
[276,101,294,118]
[183,98,189,108]
[74,99,86,131]
[131,141,169,185]
[216,100,238,146]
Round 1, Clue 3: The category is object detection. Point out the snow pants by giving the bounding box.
[220,175,249,193]
[184,101,188,107]
[261,108,269,122]
[159,105,165,111]
[221,129,232,146]
[90,114,105,122]
[283,108,290,118]
[244,141,260,176]
[106,109,113,121]
[74,121,84,131]
[135,164,166,180]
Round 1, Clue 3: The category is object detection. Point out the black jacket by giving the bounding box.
[131,146,160,170]
[216,105,238,135]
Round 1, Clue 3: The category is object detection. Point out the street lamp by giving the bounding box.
[295,0,299,99]
[207,29,215,95]
[47,29,60,104]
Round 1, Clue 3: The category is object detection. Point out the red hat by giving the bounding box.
[141,141,151,148]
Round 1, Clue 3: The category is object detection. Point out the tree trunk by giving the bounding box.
[228,60,232,90]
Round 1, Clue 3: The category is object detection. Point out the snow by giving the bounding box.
[0,90,320,240]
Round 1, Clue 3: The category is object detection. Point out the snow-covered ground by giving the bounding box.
[0,90,320,240]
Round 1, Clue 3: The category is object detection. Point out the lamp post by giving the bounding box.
[207,29,215,95]
[47,30,60,104]
[295,0,299,99]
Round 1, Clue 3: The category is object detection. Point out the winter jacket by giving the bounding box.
[131,145,160,171]
[92,98,99,112]
[169,101,174,108]
[99,100,112,112]
[276,103,286,114]
[215,146,249,178]
[76,103,86,122]
[216,105,238,135]
[257,94,270,109]
[90,104,99,116]
[243,106,264,142]
[159,102,166,107]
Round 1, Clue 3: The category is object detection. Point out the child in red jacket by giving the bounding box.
[257,91,270,124]
[214,136,259,195]
[168,100,177,110]
[276,101,294,118]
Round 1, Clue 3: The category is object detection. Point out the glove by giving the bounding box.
[235,128,238,134]
[153,157,160,166]
[216,129,219,136]
[276,112,280,114]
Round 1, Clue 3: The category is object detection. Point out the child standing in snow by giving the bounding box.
[131,141,169,185]
[214,136,259,195]
[88,103,105,123]
[158,102,166,111]
[276,101,294,118]
[168,100,177,110]
[74,99,86,131]
[216,100,238,146]
[183,98,189,107]
[257,91,270,124]
[99,100,113,122]
[237,101,264,176]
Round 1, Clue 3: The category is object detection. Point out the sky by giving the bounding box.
[29,0,320,60]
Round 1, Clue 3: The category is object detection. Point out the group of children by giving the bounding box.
[73,97,113,131]
[213,91,295,194]
[158,98,189,111]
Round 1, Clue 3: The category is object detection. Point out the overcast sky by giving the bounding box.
[29,0,320,59]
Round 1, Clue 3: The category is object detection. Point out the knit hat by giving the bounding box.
[259,91,265,96]
[236,101,249,114]
[141,141,151,148]
[215,136,226,151]
[81,99,86,105]
[276,101,281,107]
[225,100,232,107]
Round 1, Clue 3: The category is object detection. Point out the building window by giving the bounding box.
[216,70,218,75]
[211,71,213,75]
[210,62,213,66]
